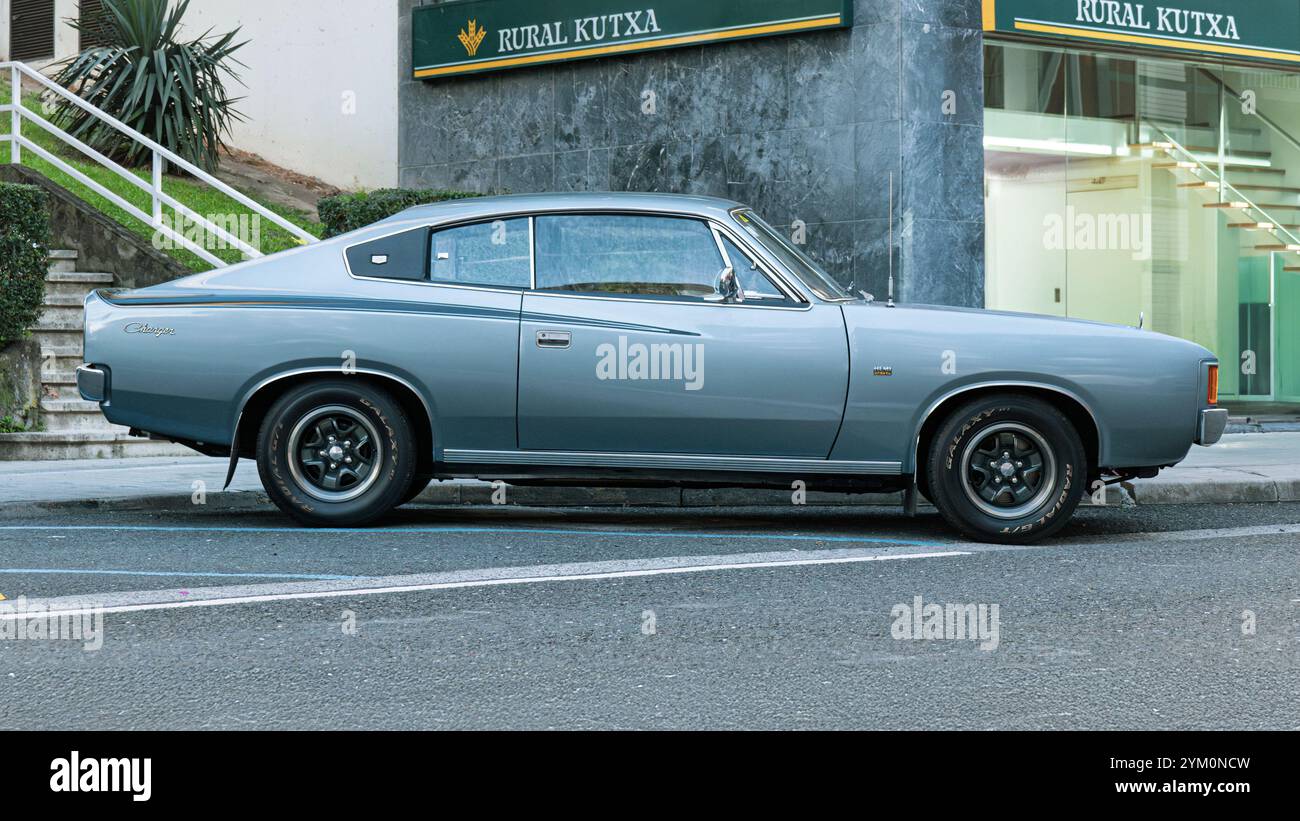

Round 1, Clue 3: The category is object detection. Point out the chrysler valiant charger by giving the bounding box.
[78,194,1227,543]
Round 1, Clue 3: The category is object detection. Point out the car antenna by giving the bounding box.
[887,172,896,308]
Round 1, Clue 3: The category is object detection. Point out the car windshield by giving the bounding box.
[732,210,853,301]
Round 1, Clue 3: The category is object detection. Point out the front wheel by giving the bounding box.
[926,394,1086,544]
[256,380,416,527]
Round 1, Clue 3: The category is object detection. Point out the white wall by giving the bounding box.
[0,0,10,61]
[3,0,399,188]
[0,0,78,68]
[180,0,399,190]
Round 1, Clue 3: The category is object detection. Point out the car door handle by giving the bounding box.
[536,330,571,349]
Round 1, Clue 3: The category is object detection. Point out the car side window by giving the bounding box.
[534,214,725,300]
[718,235,788,300]
[430,218,531,289]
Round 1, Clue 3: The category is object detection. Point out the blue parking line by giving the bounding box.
[0,524,950,548]
[0,568,359,581]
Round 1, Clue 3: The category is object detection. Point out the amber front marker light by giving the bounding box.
[1207,364,1219,405]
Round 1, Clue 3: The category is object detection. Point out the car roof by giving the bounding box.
[382,192,747,225]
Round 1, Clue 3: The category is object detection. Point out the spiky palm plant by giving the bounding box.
[50,0,246,172]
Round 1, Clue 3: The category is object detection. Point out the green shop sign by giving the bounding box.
[983,0,1300,66]
[412,0,851,79]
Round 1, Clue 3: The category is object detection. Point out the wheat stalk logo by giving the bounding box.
[458,19,487,57]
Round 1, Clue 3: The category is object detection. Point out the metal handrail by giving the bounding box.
[1194,66,1300,161]
[0,61,318,268]
[1144,120,1300,250]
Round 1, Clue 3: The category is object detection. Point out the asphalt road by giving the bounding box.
[0,501,1297,730]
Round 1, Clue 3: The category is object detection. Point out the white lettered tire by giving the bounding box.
[926,394,1086,544]
[256,380,416,527]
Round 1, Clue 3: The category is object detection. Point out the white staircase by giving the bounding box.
[0,251,194,460]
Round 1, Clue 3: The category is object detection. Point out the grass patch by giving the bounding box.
[1,79,323,272]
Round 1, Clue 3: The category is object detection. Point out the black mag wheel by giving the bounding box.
[287,405,384,503]
[926,394,1086,544]
[959,422,1056,520]
[257,380,416,527]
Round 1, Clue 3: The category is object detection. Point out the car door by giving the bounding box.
[517,212,849,457]
[345,217,531,453]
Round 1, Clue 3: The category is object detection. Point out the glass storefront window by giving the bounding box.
[984,41,1300,411]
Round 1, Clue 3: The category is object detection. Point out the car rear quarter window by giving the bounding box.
[346,227,429,281]
[534,214,724,299]
[430,218,531,289]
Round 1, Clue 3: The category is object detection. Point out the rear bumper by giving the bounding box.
[76,365,108,403]
[1197,407,1228,446]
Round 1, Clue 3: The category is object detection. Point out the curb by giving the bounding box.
[1123,471,1300,505]
[13,474,1297,514]
[1225,422,1300,434]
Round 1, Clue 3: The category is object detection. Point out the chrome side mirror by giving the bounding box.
[705,266,743,303]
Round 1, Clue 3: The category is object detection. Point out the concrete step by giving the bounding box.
[47,250,78,274]
[40,352,86,374]
[29,330,83,350]
[41,398,102,414]
[41,343,84,359]
[0,432,195,461]
[42,293,90,308]
[46,385,83,401]
[45,280,108,300]
[39,398,117,432]
[40,366,81,401]
[42,369,78,385]
[43,359,86,379]
[35,305,84,330]
[39,374,82,400]
[41,413,120,432]
[45,271,113,284]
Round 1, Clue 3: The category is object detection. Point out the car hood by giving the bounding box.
[858,300,1130,328]
[842,296,1216,358]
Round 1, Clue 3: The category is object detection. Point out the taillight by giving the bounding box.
[1207,364,1219,405]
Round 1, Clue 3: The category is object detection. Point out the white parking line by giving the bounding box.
[0,547,970,619]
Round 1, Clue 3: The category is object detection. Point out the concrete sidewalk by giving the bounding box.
[0,432,1296,510]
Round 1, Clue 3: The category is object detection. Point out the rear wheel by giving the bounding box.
[926,394,1086,544]
[257,380,416,527]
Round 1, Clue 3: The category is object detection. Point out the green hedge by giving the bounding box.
[0,183,50,346]
[317,188,484,238]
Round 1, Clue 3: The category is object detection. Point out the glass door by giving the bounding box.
[983,43,1069,317]
[985,41,1300,409]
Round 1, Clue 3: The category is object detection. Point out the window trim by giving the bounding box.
[710,225,800,305]
[344,219,533,292]
[342,224,431,285]
[528,212,806,307]
[428,216,534,291]
[729,207,854,303]
[342,207,817,307]
[530,211,727,303]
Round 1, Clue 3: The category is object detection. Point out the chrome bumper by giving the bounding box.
[76,365,108,403]
[1197,407,1229,446]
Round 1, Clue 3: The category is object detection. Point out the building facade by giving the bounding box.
[982,0,1300,410]
[398,0,988,308]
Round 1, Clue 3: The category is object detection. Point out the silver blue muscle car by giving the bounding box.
[77,193,1227,542]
